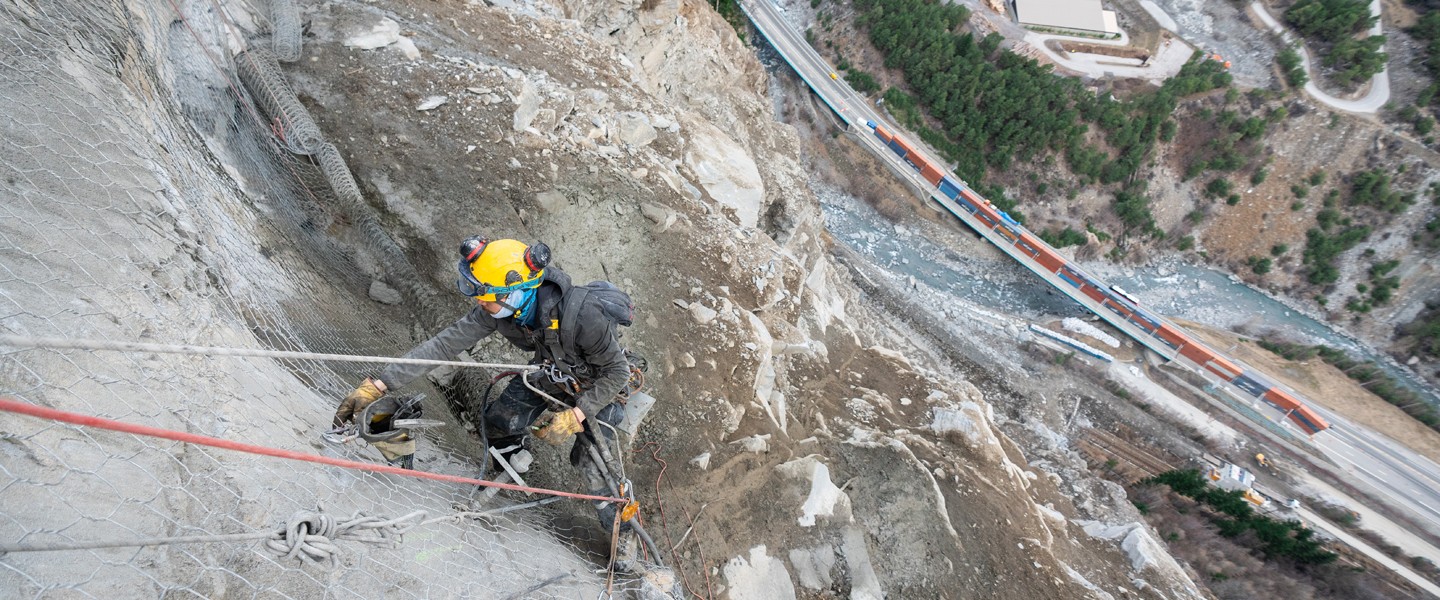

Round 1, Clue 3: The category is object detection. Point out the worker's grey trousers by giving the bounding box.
[484,373,626,528]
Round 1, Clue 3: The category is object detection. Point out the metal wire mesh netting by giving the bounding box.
[0,1,642,597]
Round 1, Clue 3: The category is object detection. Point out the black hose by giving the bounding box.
[476,371,520,482]
[583,430,665,567]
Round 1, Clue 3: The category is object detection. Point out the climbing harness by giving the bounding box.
[539,360,582,396]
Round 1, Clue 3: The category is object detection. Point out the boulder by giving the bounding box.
[615,111,658,146]
[684,119,764,228]
[512,79,541,132]
[534,190,567,213]
[368,279,403,305]
[344,18,400,50]
[723,546,796,600]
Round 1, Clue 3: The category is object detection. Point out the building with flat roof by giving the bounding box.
[1013,0,1120,36]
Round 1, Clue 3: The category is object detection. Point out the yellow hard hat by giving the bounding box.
[454,236,550,301]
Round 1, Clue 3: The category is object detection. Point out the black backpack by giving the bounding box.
[358,395,424,443]
[560,281,634,353]
[552,280,633,365]
[555,281,649,398]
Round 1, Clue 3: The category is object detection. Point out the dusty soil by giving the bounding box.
[1058,41,1152,61]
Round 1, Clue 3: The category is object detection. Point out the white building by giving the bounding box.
[1013,0,1120,36]
[1209,464,1256,492]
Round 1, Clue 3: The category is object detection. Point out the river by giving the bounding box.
[818,183,1440,409]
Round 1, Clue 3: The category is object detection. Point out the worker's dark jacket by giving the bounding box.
[378,267,629,418]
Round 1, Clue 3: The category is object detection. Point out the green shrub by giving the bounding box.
[1143,469,1336,565]
[1205,178,1233,199]
[1350,168,1413,213]
[856,0,1232,197]
[1184,160,1209,181]
[1285,0,1377,43]
[1113,186,1157,234]
[845,69,882,94]
[1279,44,1310,89]
[1039,227,1087,248]
[1303,225,1371,284]
[1325,35,1388,88]
[1400,306,1440,360]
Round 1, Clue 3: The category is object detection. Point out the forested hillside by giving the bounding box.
[803,0,1440,385]
[852,0,1229,238]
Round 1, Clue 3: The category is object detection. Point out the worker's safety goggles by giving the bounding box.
[455,260,539,298]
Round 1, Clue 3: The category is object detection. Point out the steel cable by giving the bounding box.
[0,334,536,372]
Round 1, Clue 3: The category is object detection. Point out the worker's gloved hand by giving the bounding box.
[372,435,417,469]
[532,407,585,445]
[332,378,386,427]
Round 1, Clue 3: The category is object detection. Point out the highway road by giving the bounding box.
[1314,405,1440,532]
[737,1,939,192]
[738,0,1440,559]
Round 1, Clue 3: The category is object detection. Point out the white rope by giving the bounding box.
[0,501,565,562]
[0,531,278,553]
[0,335,537,372]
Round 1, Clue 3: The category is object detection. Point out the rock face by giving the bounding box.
[683,118,765,228]
[614,111,657,146]
[0,0,1203,598]
[723,546,797,600]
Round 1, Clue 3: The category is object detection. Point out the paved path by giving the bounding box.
[1297,505,1440,597]
[1023,30,1194,84]
[1138,0,1178,32]
[1249,0,1390,114]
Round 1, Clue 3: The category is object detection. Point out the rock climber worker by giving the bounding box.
[332,235,634,525]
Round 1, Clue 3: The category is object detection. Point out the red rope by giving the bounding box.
[641,442,710,600]
[0,397,626,504]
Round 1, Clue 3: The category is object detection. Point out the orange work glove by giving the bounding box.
[532,407,585,445]
[332,378,386,427]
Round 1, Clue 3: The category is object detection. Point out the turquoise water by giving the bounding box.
[818,191,1440,410]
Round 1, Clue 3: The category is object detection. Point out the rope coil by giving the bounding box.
[264,511,424,566]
